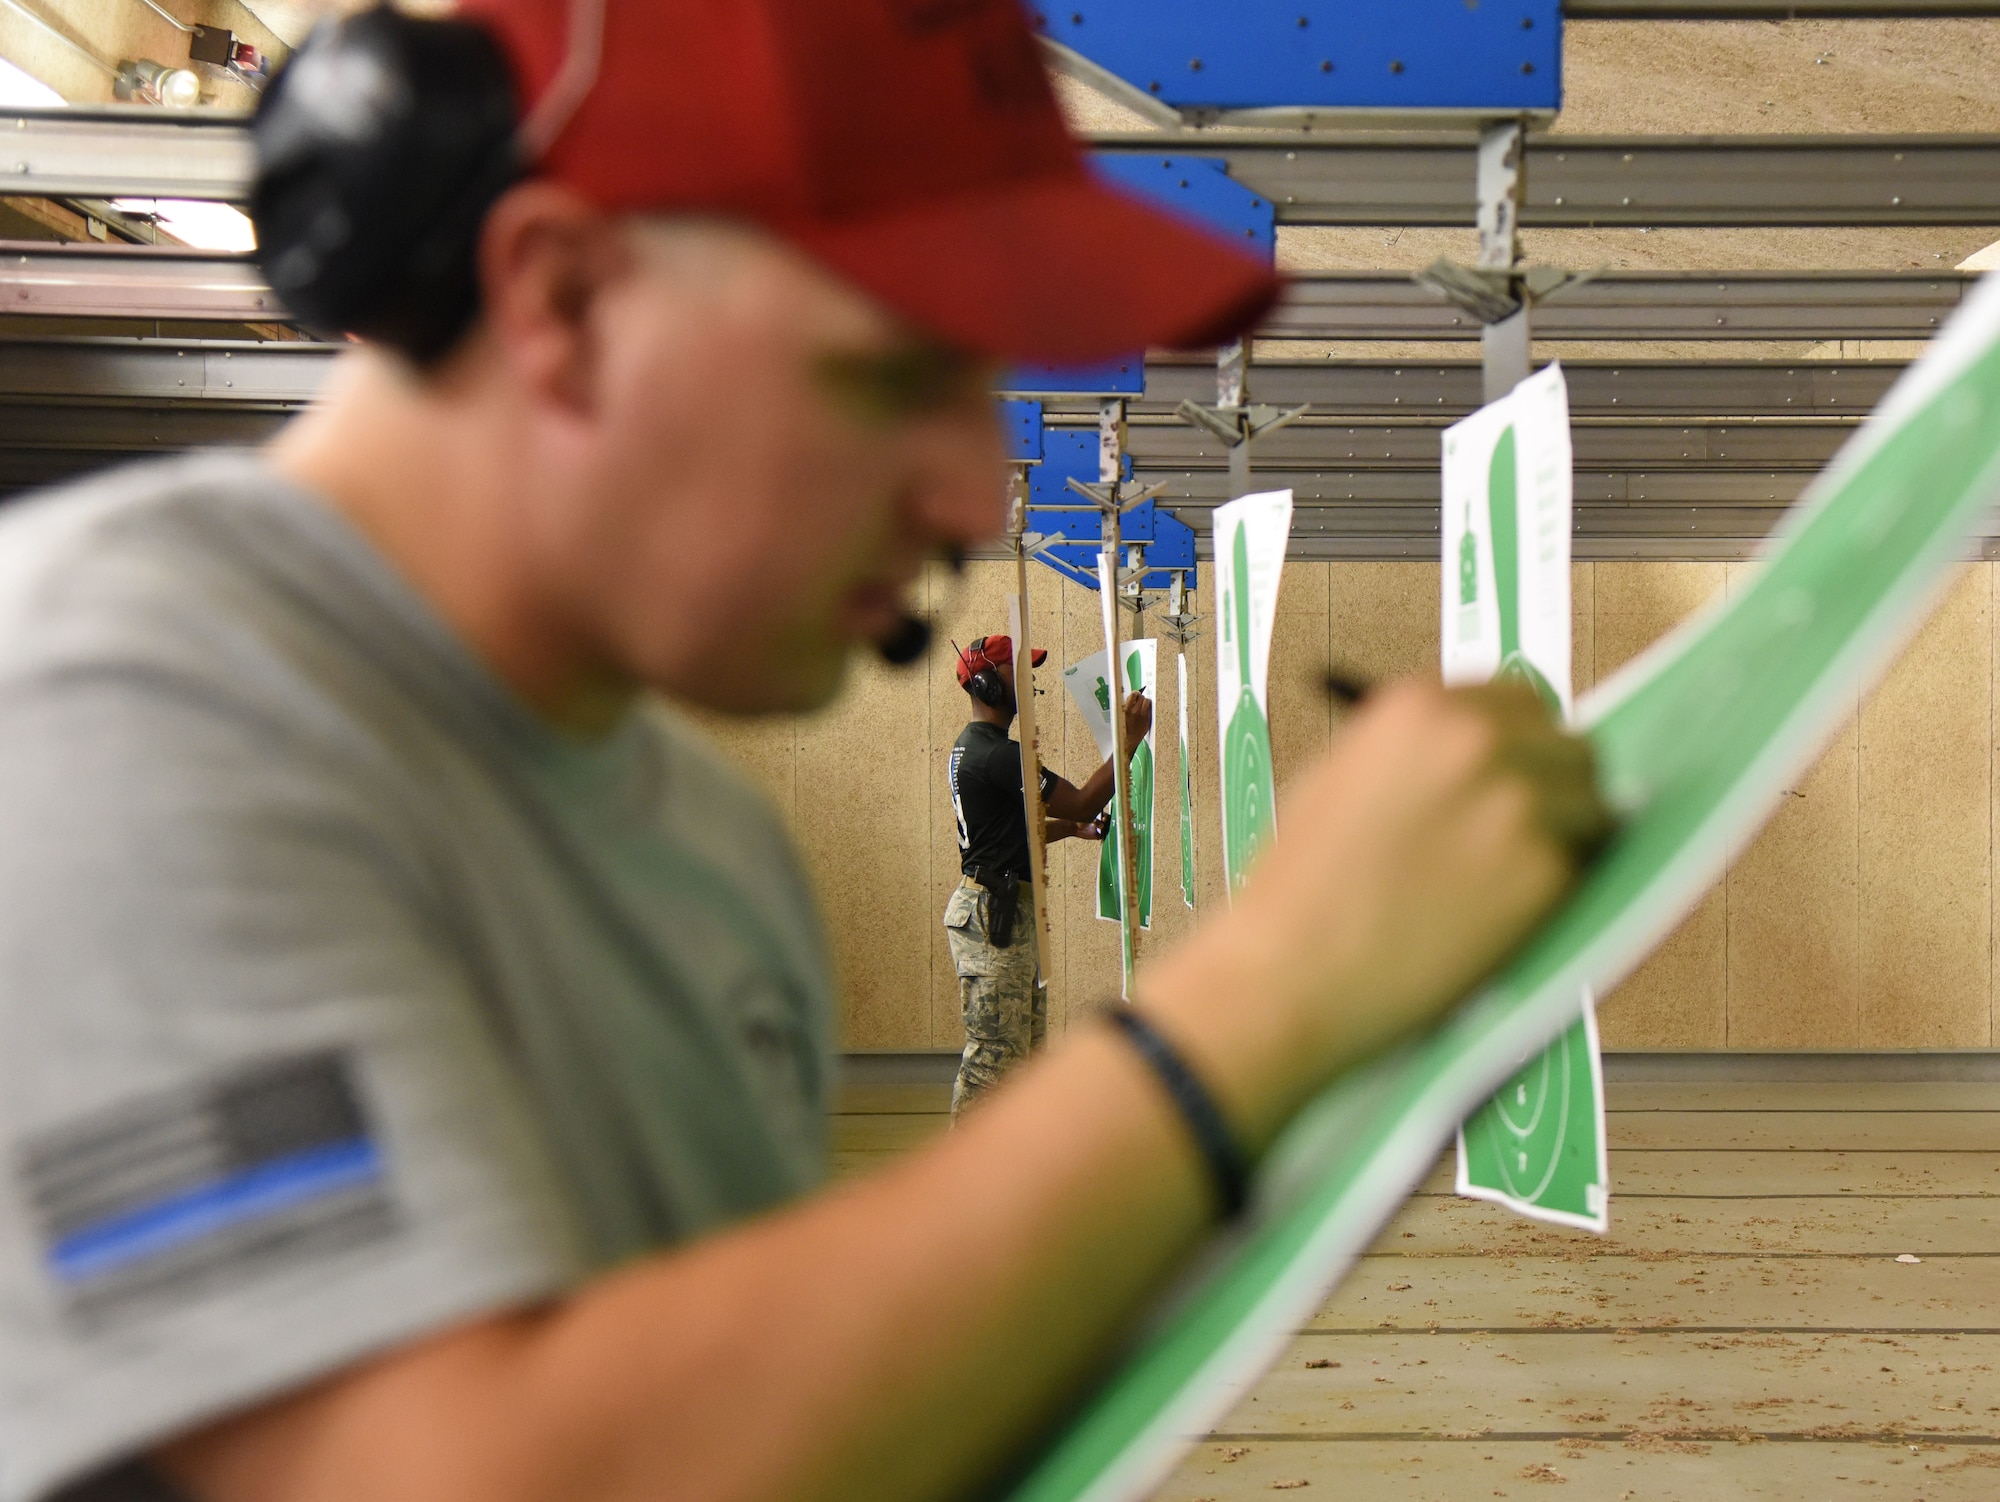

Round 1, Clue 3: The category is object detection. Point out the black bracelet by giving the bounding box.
[1105,1008,1250,1220]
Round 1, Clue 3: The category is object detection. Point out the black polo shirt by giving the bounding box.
[949,721,1057,879]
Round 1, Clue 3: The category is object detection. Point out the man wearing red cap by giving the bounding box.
[0,3,1609,1501]
[946,633,1150,1114]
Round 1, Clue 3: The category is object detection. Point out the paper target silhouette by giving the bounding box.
[1442,368,1573,720]
[1441,366,1601,1232]
[1126,649,1155,924]
[1487,424,1564,718]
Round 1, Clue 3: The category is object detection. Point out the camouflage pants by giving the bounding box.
[944,877,1046,1117]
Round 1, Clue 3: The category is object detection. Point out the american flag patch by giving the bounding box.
[19,1051,395,1321]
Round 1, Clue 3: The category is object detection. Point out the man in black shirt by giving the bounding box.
[947,634,1152,1114]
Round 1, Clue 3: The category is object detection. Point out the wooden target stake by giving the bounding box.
[1007,466,1053,1007]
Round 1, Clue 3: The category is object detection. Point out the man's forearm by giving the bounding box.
[534,1032,1214,1502]
[1067,757,1117,820]
[160,1028,1218,1502]
[1047,703,1147,822]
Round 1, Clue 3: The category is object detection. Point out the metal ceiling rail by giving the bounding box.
[989,486,2000,561]
[1264,270,1969,342]
[1088,132,2000,226]
[0,108,251,201]
[0,251,1967,344]
[0,341,1943,561]
[0,244,281,319]
[1170,526,2000,565]
[0,337,329,402]
[1146,488,2000,563]
[1056,358,1909,417]
[0,406,1851,474]
[0,341,1909,419]
[0,401,284,451]
[0,421,1885,559]
[1129,416,1851,469]
[1184,496,1786,559]
[1152,471,1818,503]
[0,111,1995,228]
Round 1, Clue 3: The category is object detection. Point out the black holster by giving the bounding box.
[972,867,1023,948]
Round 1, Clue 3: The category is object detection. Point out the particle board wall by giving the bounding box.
[1591,563,1733,1048]
[686,559,2000,1054]
[1858,567,1993,1046]
[1722,563,1862,1049]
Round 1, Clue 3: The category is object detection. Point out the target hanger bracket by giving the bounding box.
[1063,476,1168,512]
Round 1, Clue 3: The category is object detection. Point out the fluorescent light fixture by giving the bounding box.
[109,198,257,253]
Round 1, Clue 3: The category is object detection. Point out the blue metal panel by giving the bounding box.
[1094,153,1275,259]
[998,399,1044,461]
[1148,511,1197,573]
[1108,500,1195,590]
[1037,1,1562,113]
[1026,431,1122,543]
[1026,430,1121,589]
[1116,497,1159,544]
[995,156,1272,397]
[1024,430,1192,591]
[1001,355,1144,398]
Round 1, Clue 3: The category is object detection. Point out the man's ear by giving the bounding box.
[474,182,633,416]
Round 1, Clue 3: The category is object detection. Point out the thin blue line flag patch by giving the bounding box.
[19,1051,395,1320]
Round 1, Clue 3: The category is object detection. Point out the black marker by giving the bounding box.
[1322,669,1371,706]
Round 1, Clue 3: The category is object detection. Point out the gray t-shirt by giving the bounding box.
[0,454,834,1500]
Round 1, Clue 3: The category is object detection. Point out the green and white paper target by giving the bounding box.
[1213,490,1291,897]
[1064,641,1157,931]
[1441,362,1608,1233]
[1456,1000,1608,1231]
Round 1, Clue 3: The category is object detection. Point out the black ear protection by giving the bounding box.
[250,7,522,363]
[958,637,1011,711]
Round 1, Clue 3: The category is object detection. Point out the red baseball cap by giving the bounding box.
[955,634,1045,686]
[457,0,1279,363]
